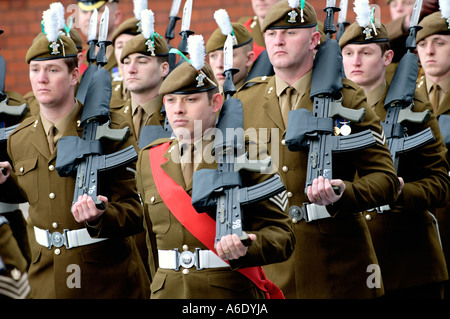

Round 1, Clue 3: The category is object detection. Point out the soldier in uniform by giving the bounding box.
[416,8,450,298]
[235,0,400,298]
[0,22,149,298]
[340,16,449,298]
[110,17,141,101]
[207,21,255,92]
[135,36,295,299]
[76,0,122,78]
[0,216,30,299]
[113,13,170,144]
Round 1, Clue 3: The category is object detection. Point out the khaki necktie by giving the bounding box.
[133,105,143,139]
[48,125,56,153]
[281,87,293,128]
[182,144,195,187]
[431,83,441,114]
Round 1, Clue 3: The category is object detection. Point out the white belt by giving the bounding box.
[158,248,229,271]
[0,202,19,214]
[34,226,108,249]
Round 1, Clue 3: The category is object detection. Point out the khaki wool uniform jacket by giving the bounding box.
[1,103,150,299]
[235,75,400,299]
[110,94,166,150]
[135,138,295,299]
[364,83,449,292]
[416,75,450,295]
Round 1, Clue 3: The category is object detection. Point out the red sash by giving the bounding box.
[243,18,266,59]
[149,142,284,299]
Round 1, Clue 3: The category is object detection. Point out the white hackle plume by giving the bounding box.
[42,9,59,43]
[214,9,233,36]
[440,0,450,21]
[354,0,371,28]
[133,0,148,21]
[141,9,155,39]
[50,2,65,30]
[288,0,300,9]
[188,35,205,71]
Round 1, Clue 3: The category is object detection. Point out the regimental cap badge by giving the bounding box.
[42,8,63,55]
[141,9,156,56]
[354,0,377,40]
[287,0,301,23]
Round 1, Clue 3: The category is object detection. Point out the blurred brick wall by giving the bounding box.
[0,0,390,95]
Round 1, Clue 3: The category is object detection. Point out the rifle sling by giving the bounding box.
[149,142,284,299]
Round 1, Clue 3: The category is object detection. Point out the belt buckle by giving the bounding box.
[174,248,202,271]
[46,229,69,249]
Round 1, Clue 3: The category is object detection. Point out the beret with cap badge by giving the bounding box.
[261,0,317,33]
[416,0,450,43]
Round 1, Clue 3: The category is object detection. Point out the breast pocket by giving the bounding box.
[14,156,39,204]
[144,187,171,234]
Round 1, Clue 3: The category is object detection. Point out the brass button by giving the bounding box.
[20,167,24,173]
[150,196,155,203]
[365,214,372,221]
[182,269,189,275]
[54,248,61,255]
[182,244,189,251]
[48,165,55,171]
[282,166,289,172]
[287,192,293,198]
[49,193,55,199]
[281,139,286,145]
[52,222,58,229]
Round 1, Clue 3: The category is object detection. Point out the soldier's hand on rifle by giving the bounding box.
[71,194,108,224]
[0,161,11,183]
[216,233,257,261]
[307,176,345,206]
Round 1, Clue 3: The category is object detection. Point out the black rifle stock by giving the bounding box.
[284,7,376,221]
[191,68,285,248]
[56,66,136,210]
[382,25,435,172]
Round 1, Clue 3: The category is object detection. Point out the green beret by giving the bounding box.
[206,22,253,53]
[261,0,317,33]
[111,17,141,45]
[416,11,450,43]
[26,34,78,64]
[159,62,218,95]
[120,33,169,63]
[339,19,389,48]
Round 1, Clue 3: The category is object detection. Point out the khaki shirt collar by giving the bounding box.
[275,70,313,98]
[366,80,387,108]
[131,95,163,118]
[40,100,81,143]
[426,74,450,95]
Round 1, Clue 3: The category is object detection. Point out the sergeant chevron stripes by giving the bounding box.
[371,129,386,145]
[269,190,288,212]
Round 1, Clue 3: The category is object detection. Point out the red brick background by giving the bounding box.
[0,0,390,95]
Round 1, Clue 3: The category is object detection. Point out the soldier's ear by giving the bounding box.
[71,67,80,87]
[383,49,394,66]
[310,30,321,51]
[211,92,223,113]
[160,61,170,78]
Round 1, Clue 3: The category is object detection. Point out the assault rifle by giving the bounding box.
[382,0,434,172]
[285,0,376,222]
[56,9,136,210]
[138,107,173,149]
[191,35,285,247]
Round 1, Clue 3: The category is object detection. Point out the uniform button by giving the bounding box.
[20,167,24,173]
[282,166,289,172]
[52,222,58,229]
[11,268,21,281]
[48,165,55,171]
[182,244,189,251]
[49,193,56,199]
[261,76,267,80]
[54,248,61,255]
[287,192,293,198]
[365,214,372,221]
[281,139,286,145]
[182,268,189,275]
[150,196,155,203]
